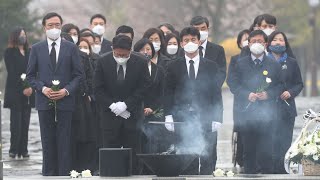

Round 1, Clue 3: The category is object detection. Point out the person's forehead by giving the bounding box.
[92,18,105,23]
[182,34,198,39]
[193,22,207,28]
[251,35,264,39]
[46,16,61,23]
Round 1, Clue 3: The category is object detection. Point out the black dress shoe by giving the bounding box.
[9,153,16,158]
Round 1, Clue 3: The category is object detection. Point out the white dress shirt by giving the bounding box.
[185,54,200,78]
[251,54,264,64]
[200,39,208,57]
[47,37,61,63]
[117,64,127,78]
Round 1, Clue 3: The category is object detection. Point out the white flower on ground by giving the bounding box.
[70,170,79,178]
[226,170,234,177]
[81,169,92,178]
[302,143,318,156]
[20,73,26,81]
[313,154,319,161]
[52,80,60,86]
[213,168,225,177]
[266,77,272,83]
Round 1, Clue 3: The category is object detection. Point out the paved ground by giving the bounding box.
[1,89,320,179]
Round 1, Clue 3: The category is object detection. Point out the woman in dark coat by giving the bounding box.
[133,38,168,155]
[267,31,303,174]
[227,29,250,169]
[4,27,35,158]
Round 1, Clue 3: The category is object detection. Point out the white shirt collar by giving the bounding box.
[251,53,264,62]
[185,53,200,64]
[47,37,61,48]
[201,39,208,50]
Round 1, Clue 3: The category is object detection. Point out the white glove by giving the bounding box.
[109,103,117,112]
[212,121,222,132]
[165,115,174,132]
[112,102,127,116]
[119,110,131,119]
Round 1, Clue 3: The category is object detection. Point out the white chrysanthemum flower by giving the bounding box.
[70,170,79,178]
[289,145,300,158]
[303,143,318,156]
[313,154,319,161]
[266,77,272,83]
[213,168,225,177]
[81,169,92,177]
[52,80,60,86]
[20,73,26,81]
[226,170,234,177]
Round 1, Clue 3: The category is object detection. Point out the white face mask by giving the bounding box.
[200,31,209,41]
[46,28,61,40]
[183,42,199,54]
[113,54,130,65]
[241,40,249,47]
[80,48,90,55]
[71,36,78,44]
[250,43,265,55]
[167,45,178,55]
[92,44,101,54]
[92,25,105,36]
[152,42,161,52]
[262,28,274,36]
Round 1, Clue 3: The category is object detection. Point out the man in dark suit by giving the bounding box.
[89,14,112,54]
[94,35,151,174]
[164,27,220,175]
[227,30,282,174]
[26,12,83,176]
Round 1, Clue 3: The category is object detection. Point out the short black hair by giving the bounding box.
[60,32,74,43]
[190,16,209,28]
[116,25,134,39]
[237,29,250,49]
[179,26,200,42]
[142,28,165,53]
[80,28,93,34]
[158,23,175,33]
[258,14,277,26]
[42,12,63,26]
[248,30,268,43]
[80,32,94,40]
[249,15,264,31]
[61,23,80,45]
[90,14,106,24]
[133,38,155,58]
[112,35,132,50]
[267,31,290,52]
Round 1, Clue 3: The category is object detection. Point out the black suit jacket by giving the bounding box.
[100,38,112,54]
[26,39,83,111]
[4,48,35,109]
[145,62,165,111]
[94,52,151,129]
[227,55,283,122]
[277,56,303,117]
[164,56,221,128]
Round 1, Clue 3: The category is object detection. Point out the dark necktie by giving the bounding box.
[254,59,261,68]
[189,60,195,80]
[50,42,56,70]
[117,65,125,81]
[199,46,204,58]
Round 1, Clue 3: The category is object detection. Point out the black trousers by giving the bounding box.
[273,115,295,174]
[9,106,31,155]
[102,122,142,175]
[38,110,72,176]
[242,120,273,174]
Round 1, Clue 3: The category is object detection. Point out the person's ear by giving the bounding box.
[180,41,184,48]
